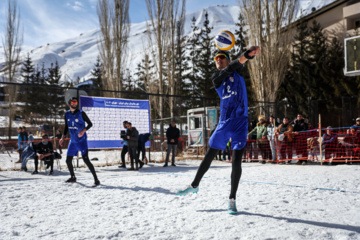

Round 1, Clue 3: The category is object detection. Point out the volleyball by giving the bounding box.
[214,30,235,51]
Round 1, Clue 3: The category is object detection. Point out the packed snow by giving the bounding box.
[0,150,359,239]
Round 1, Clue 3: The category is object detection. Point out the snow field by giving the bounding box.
[0,160,359,240]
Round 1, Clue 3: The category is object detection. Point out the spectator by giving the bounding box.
[222,139,231,161]
[267,116,278,163]
[276,117,294,164]
[137,133,152,164]
[126,122,144,170]
[164,121,180,167]
[322,126,338,164]
[119,121,129,168]
[55,130,63,154]
[248,115,268,164]
[16,127,24,163]
[248,120,259,161]
[210,124,222,160]
[293,113,309,165]
[32,134,55,175]
[22,126,28,142]
[353,118,360,132]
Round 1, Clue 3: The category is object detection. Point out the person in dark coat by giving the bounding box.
[126,122,144,170]
[293,113,309,165]
[164,121,180,167]
[137,133,152,164]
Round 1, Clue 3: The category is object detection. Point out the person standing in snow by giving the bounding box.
[164,121,180,167]
[59,97,100,186]
[177,47,260,214]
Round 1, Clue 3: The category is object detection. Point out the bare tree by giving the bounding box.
[1,0,23,140]
[240,0,298,105]
[145,0,170,138]
[97,0,130,97]
[166,0,186,119]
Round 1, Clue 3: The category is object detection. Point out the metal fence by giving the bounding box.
[1,81,360,170]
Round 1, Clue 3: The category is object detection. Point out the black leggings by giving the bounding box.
[191,147,245,199]
[66,151,98,181]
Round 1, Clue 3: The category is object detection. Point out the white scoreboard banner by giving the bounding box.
[80,96,151,149]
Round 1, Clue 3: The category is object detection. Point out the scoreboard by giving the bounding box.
[80,96,151,149]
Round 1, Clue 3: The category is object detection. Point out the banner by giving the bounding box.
[80,96,151,149]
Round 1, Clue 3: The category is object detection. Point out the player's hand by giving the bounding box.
[59,138,63,147]
[127,136,130,139]
[78,129,86,138]
[248,46,260,57]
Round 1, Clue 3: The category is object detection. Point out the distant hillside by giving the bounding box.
[0,1,336,84]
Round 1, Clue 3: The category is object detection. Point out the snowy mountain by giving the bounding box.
[0,1,336,84]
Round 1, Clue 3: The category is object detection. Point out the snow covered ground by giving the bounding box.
[1,158,359,239]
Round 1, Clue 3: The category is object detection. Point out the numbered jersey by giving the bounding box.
[65,110,87,143]
[215,71,248,121]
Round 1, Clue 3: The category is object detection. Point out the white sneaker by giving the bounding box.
[228,198,237,215]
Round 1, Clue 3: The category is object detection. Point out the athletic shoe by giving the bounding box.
[65,177,77,183]
[163,164,168,167]
[139,161,144,169]
[118,164,126,168]
[15,160,21,163]
[176,185,199,196]
[48,171,53,176]
[171,163,176,167]
[92,180,100,187]
[228,198,237,215]
[32,171,38,175]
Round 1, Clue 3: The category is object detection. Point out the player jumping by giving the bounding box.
[177,47,260,214]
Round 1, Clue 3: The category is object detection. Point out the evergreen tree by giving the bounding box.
[184,16,201,107]
[196,11,217,106]
[19,53,36,120]
[46,61,64,123]
[90,56,103,93]
[278,21,311,115]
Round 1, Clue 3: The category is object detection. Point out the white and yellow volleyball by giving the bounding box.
[214,30,235,51]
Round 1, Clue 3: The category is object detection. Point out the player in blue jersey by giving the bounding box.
[177,46,260,214]
[59,97,100,187]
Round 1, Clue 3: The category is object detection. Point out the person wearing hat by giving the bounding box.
[293,113,309,165]
[59,97,100,187]
[353,118,360,132]
[247,115,269,163]
[276,117,294,164]
[177,46,260,214]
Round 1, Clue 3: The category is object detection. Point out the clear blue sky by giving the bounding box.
[0,0,238,48]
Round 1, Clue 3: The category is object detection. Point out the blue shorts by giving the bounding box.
[67,140,88,156]
[209,117,248,150]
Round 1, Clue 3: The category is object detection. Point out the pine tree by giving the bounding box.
[278,21,311,115]
[46,61,65,123]
[19,53,36,120]
[196,11,217,106]
[90,56,103,94]
[184,16,201,107]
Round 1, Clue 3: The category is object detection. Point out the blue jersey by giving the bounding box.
[215,71,248,121]
[65,110,87,144]
[209,60,248,150]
